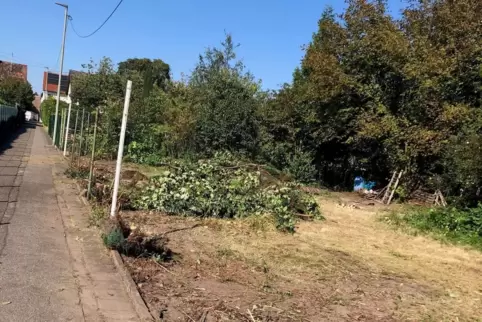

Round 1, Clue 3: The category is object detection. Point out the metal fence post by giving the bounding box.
[63,100,73,156]
[60,107,65,148]
[77,107,85,167]
[85,112,90,156]
[70,109,79,164]
[87,108,99,200]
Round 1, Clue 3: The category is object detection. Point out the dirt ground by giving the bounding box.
[119,192,482,322]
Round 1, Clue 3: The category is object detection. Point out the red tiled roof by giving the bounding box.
[0,61,28,81]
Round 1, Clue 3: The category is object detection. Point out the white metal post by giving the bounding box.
[63,100,72,156]
[52,3,68,146]
[110,80,132,217]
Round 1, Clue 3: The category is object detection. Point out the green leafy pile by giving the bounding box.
[384,206,482,250]
[133,155,322,232]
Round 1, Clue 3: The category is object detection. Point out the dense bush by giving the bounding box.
[384,206,482,250]
[0,77,34,109]
[132,154,322,232]
[40,97,68,127]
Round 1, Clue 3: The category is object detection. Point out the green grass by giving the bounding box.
[381,206,482,251]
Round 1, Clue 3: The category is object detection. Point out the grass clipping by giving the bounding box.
[132,154,322,232]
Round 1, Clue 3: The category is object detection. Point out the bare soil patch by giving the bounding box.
[118,193,482,321]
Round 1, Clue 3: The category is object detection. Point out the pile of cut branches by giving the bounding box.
[132,154,322,232]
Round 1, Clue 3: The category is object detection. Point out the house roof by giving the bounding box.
[0,61,28,81]
[42,70,82,95]
[43,71,69,94]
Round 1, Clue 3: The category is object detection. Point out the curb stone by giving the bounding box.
[73,180,155,321]
[111,250,155,322]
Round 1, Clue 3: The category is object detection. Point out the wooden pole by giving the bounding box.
[382,171,397,203]
[387,171,403,205]
[438,190,447,207]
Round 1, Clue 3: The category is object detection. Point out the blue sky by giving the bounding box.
[0,0,407,93]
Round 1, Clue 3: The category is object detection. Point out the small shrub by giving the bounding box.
[65,166,89,179]
[102,227,125,250]
[284,148,317,184]
[102,222,171,259]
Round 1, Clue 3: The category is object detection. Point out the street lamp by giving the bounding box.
[52,2,68,146]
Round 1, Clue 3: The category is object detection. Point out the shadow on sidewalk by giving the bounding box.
[0,122,38,155]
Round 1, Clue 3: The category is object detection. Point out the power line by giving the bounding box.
[0,53,54,69]
[68,0,124,38]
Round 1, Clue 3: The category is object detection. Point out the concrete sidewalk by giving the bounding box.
[0,124,143,322]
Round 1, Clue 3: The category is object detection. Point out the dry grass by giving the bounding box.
[120,193,482,321]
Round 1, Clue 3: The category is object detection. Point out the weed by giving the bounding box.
[216,247,237,258]
[102,227,125,250]
[65,166,89,179]
[382,206,482,251]
[389,250,411,260]
[89,205,107,228]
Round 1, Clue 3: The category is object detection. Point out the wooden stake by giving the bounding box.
[382,171,397,203]
[387,170,403,205]
[438,190,447,207]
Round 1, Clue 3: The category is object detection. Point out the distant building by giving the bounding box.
[0,61,28,81]
[41,71,71,104]
[32,95,41,114]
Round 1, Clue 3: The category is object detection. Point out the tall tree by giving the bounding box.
[118,58,171,92]
[189,34,261,155]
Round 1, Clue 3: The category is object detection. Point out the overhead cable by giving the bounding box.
[69,0,124,38]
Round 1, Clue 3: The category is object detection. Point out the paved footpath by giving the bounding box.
[0,124,144,322]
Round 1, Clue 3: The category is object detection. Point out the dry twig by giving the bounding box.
[153,260,176,276]
[247,309,257,322]
[162,223,203,237]
[179,309,196,322]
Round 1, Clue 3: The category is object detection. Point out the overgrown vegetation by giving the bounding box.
[88,205,107,228]
[0,76,34,109]
[63,0,481,236]
[0,76,34,133]
[40,97,68,127]
[382,207,482,250]
[133,153,322,232]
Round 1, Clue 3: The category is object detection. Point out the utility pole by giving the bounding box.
[52,2,68,146]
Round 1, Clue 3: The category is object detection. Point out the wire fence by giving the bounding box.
[45,105,98,196]
[0,104,18,138]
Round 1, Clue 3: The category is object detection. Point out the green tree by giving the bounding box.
[0,77,34,109]
[70,57,124,110]
[267,0,481,193]
[118,58,171,93]
[189,33,261,156]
